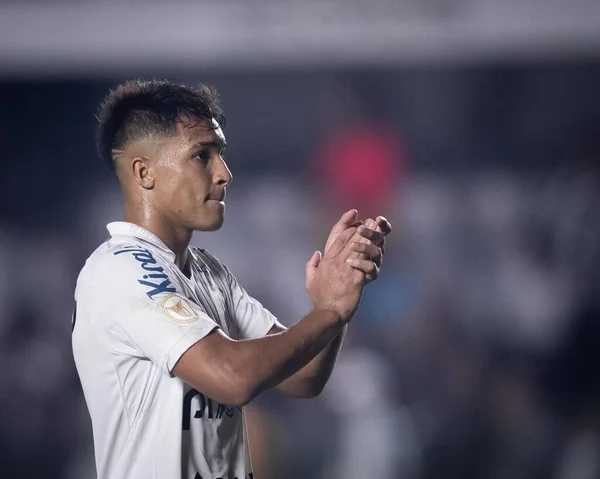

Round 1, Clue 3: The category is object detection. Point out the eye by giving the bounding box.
[194,150,211,163]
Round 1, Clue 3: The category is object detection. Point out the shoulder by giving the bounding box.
[77,238,176,300]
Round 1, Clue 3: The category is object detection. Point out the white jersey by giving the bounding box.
[72,222,276,479]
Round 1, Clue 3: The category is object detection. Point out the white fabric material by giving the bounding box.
[72,222,276,479]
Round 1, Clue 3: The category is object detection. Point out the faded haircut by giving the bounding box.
[96,79,225,172]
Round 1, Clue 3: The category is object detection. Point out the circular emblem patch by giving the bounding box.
[161,294,199,323]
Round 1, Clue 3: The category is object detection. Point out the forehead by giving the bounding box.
[176,117,226,145]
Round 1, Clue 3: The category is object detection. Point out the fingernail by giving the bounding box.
[346,258,356,264]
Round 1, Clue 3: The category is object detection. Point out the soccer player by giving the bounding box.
[72,80,391,479]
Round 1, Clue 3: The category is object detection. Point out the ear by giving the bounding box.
[131,157,155,189]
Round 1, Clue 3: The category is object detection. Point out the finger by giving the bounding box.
[324,209,359,253]
[346,257,379,279]
[372,220,386,256]
[359,218,381,240]
[372,219,386,255]
[376,216,392,236]
[357,225,385,247]
[308,250,322,268]
[349,218,381,261]
[304,250,322,289]
[349,242,382,267]
[326,226,358,257]
[339,209,359,226]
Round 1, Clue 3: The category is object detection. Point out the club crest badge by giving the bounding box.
[161,294,199,323]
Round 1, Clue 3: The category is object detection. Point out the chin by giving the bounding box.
[194,214,224,232]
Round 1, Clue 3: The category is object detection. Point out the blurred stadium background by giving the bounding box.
[2,0,600,478]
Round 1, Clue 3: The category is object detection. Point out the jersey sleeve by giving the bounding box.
[225,267,277,340]
[87,247,219,375]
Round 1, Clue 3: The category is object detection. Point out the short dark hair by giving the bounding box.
[96,79,225,172]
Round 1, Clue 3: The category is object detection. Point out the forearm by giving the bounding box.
[232,309,345,403]
[275,325,347,397]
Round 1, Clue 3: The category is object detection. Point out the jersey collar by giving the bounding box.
[107,222,177,262]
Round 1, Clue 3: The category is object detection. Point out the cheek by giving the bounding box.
[156,161,210,210]
[171,174,210,209]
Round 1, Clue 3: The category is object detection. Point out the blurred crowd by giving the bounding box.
[1,64,600,479]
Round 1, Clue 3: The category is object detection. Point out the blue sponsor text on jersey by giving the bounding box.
[114,247,176,299]
[183,388,241,430]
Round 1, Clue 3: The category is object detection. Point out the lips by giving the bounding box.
[206,192,225,202]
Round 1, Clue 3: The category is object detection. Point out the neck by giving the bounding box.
[123,200,192,272]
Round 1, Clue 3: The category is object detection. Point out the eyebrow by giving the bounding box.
[190,138,227,152]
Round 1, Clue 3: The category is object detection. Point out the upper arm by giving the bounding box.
[89,247,219,375]
[171,294,286,405]
[172,328,250,406]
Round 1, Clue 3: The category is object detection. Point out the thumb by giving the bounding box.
[338,209,359,229]
[307,250,322,269]
[305,250,322,286]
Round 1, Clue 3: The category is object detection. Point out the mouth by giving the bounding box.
[206,191,226,202]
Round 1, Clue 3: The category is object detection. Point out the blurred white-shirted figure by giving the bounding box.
[71,79,391,479]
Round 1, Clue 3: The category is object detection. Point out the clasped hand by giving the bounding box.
[305,209,392,321]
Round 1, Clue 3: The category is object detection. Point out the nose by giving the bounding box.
[214,156,233,187]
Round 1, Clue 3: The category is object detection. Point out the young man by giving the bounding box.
[72,80,391,479]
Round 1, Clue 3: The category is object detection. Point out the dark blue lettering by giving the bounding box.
[183,389,199,430]
[137,278,176,299]
[193,393,207,419]
[216,403,225,419]
[114,247,176,298]
[207,397,213,418]
[184,389,237,429]
[142,273,168,280]
[141,263,164,272]
[132,251,155,263]
[114,247,149,256]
